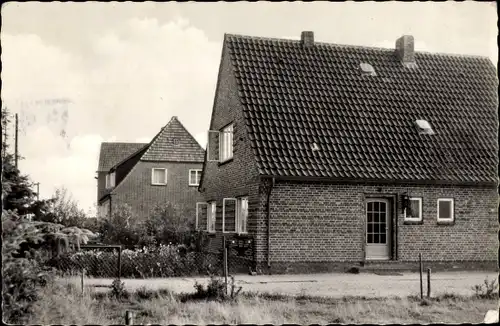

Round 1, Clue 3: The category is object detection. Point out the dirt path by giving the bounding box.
[68,271,497,298]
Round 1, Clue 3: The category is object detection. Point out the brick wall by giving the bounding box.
[199,41,262,254]
[257,180,498,270]
[111,160,205,222]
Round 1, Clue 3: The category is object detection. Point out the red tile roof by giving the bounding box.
[225,34,498,185]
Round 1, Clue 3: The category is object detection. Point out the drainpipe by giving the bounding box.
[266,177,275,268]
[109,194,113,218]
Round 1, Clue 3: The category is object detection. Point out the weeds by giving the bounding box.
[25,282,499,324]
[187,275,243,302]
[110,278,129,299]
[471,277,498,299]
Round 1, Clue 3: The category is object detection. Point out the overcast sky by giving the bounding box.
[1,1,497,215]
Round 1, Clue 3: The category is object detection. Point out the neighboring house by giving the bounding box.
[96,116,205,224]
[197,31,498,273]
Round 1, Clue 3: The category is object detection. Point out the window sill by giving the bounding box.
[218,158,234,167]
[189,184,200,187]
[151,183,167,186]
[437,219,455,225]
[234,232,251,239]
[403,219,423,225]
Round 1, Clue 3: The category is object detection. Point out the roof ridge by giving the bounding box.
[225,33,493,60]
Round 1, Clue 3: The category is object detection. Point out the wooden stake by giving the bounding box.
[223,236,228,295]
[125,310,134,325]
[419,253,423,300]
[81,268,85,294]
[427,268,431,298]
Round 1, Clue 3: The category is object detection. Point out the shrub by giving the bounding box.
[190,275,242,302]
[471,277,498,299]
[48,244,216,278]
[110,278,129,299]
[192,275,227,301]
[2,210,92,323]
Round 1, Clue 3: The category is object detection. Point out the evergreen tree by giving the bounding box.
[1,106,96,323]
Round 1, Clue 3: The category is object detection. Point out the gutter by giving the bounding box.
[266,177,275,268]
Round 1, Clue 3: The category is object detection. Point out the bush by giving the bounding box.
[110,278,129,299]
[190,275,242,302]
[2,253,55,323]
[48,244,218,278]
[471,277,498,299]
[192,276,227,301]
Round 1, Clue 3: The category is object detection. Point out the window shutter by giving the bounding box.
[232,123,237,154]
[223,198,237,232]
[237,197,248,233]
[208,202,216,232]
[207,130,220,162]
[196,202,208,231]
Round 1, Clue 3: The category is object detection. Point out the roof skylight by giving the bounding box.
[360,63,376,76]
[415,119,435,135]
[312,143,320,151]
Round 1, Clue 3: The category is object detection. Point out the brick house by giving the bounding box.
[97,116,205,224]
[197,31,499,273]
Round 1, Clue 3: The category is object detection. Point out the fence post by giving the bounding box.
[81,268,85,294]
[419,253,423,300]
[427,268,431,298]
[118,246,122,280]
[125,310,134,325]
[223,236,228,295]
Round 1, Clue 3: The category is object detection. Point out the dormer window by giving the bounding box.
[415,120,434,135]
[360,63,376,76]
[105,171,116,189]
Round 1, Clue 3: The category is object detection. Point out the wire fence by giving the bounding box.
[45,237,256,279]
[46,245,122,278]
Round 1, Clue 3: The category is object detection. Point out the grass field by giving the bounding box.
[28,279,498,324]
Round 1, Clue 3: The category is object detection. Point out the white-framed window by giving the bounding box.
[222,197,248,233]
[207,201,216,233]
[219,124,234,162]
[189,169,202,186]
[151,168,167,185]
[196,202,208,231]
[437,198,454,222]
[222,198,237,233]
[105,172,116,189]
[404,197,422,222]
[236,196,249,234]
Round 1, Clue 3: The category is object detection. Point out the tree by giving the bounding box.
[1,106,96,323]
[36,187,87,228]
[99,203,149,247]
[146,202,194,245]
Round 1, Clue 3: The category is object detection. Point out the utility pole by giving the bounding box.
[34,182,40,200]
[15,113,18,169]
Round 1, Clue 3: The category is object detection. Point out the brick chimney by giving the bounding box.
[301,31,314,47]
[395,35,417,67]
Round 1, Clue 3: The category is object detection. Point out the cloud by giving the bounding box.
[2,17,220,214]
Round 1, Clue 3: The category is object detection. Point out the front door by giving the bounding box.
[365,198,391,260]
